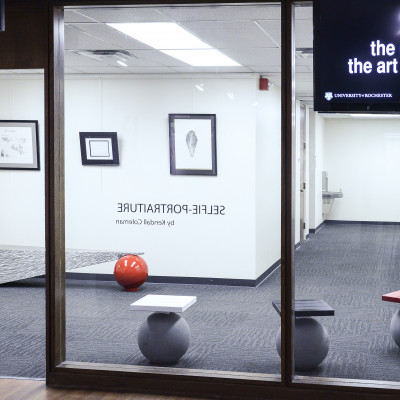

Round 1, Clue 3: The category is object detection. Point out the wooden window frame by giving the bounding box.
[45,1,400,398]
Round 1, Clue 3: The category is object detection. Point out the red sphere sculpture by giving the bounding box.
[114,254,148,292]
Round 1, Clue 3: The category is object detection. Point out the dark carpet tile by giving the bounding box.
[1,224,400,381]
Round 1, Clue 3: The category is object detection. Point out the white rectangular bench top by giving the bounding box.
[130,295,197,313]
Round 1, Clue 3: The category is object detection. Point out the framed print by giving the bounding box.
[79,132,119,166]
[169,114,217,176]
[0,120,40,170]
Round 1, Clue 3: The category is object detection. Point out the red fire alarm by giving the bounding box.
[259,77,269,91]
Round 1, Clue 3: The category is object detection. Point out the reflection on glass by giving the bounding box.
[294,3,400,382]
[64,4,281,378]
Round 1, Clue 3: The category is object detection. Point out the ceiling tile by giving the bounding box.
[181,20,278,49]
[256,20,281,47]
[69,66,130,74]
[294,6,313,20]
[295,56,313,67]
[65,25,120,50]
[158,5,281,22]
[222,47,281,67]
[295,19,313,48]
[69,23,151,50]
[64,10,96,23]
[128,49,188,67]
[197,66,253,73]
[249,65,281,74]
[167,66,203,73]
[124,66,175,73]
[74,7,170,23]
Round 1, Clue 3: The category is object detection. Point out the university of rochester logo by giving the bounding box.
[325,92,333,101]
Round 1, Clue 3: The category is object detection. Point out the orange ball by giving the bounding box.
[114,254,148,292]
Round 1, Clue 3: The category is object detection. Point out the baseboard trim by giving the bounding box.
[309,220,326,234]
[325,220,400,226]
[65,272,258,287]
[255,259,281,287]
[66,260,281,288]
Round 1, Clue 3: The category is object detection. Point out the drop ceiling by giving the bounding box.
[64,4,313,102]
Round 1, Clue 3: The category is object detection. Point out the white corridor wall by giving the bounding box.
[324,118,400,222]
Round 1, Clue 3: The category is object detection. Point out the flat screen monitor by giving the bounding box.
[314,0,400,112]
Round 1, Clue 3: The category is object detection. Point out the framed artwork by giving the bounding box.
[79,132,119,166]
[0,120,40,170]
[169,114,217,176]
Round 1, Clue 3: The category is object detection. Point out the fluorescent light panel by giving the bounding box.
[108,22,241,67]
[108,22,210,50]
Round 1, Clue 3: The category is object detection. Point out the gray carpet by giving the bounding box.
[1,223,400,382]
[0,249,124,284]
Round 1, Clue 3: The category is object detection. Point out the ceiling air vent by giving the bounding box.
[72,50,136,65]
[296,48,313,59]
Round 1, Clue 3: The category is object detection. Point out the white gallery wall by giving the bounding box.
[0,75,45,247]
[324,118,400,222]
[309,111,325,230]
[65,75,282,281]
[256,85,281,278]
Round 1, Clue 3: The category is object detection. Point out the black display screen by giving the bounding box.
[314,0,400,112]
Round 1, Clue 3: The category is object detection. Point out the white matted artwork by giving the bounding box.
[79,132,119,165]
[169,114,216,176]
[0,120,40,170]
[85,138,113,160]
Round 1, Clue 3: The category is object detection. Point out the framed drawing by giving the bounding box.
[79,132,119,166]
[0,120,40,170]
[169,114,217,176]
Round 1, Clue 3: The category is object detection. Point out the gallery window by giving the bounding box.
[61,1,283,382]
[1,0,399,398]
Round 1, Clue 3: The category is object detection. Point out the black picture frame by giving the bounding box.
[79,132,119,166]
[0,120,40,170]
[169,114,217,176]
[0,0,4,32]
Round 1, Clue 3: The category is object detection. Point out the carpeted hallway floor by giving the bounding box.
[1,223,400,381]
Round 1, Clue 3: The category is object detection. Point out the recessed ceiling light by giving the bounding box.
[117,60,128,67]
[108,22,210,50]
[161,49,241,67]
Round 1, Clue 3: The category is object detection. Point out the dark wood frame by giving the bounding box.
[0,120,40,170]
[169,113,217,176]
[1,0,398,398]
[79,132,119,165]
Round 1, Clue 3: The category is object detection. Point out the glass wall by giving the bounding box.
[63,3,282,378]
[0,69,46,378]
[294,2,400,383]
